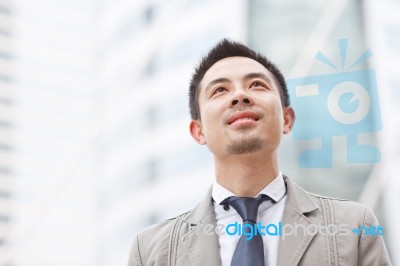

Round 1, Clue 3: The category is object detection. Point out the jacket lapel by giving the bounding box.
[180,186,221,266]
[277,176,319,266]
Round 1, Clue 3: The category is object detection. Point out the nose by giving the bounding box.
[231,90,254,107]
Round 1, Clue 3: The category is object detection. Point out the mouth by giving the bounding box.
[227,111,260,125]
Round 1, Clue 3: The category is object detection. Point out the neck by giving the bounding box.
[214,151,279,197]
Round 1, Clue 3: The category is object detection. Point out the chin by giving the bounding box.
[225,136,266,154]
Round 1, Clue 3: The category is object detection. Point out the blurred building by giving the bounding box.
[0,0,13,255]
[0,0,99,265]
[0,0,398,265]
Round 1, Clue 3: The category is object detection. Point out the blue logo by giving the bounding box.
[287,39,382,168]
[352,225,383,236]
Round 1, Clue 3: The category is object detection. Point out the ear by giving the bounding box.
[189,120,207,145]
[283,107,295,134]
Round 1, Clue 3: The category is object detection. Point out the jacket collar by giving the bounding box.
[282,175,319,214]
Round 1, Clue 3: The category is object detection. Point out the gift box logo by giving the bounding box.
[288,39,382,168]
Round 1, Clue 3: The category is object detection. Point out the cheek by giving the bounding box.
[199,110,217,137]
[202,101,224,125]
[263,99,284,128]
[202,115,221,137]
[261,93,280,110]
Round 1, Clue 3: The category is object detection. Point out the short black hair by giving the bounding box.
[189,38,289,120]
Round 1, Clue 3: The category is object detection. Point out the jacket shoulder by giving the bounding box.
[307,190,366,208]
[137,211,190,246]
[306,191,375,224]
[128,211,190,265]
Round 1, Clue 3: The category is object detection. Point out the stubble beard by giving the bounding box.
[225,134,266,154]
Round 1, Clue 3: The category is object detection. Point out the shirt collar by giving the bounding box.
[212,171,286,205]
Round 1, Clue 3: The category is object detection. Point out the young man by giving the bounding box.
[128,39,391,266]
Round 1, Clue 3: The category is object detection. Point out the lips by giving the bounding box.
[227,111,260,125]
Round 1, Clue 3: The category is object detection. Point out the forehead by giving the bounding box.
[200,56,276,90]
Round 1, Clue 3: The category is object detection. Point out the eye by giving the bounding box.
[212,86,227,95]
[250,81,265,88]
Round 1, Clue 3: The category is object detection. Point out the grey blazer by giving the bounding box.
[128,176,392,266]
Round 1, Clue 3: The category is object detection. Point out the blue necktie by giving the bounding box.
[221,195,271,266]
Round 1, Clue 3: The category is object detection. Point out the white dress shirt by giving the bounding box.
[212,172,287,266]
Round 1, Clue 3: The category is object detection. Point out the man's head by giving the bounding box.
[188,39,295,157]
[189,39,290,121]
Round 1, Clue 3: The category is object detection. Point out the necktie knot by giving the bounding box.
[221,195,270,223]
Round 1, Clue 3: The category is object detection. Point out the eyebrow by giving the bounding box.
[243,72,273,86]
[204,72,274,94]
[204,77,231,94]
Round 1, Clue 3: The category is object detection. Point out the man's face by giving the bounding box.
[190,56,294,157]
